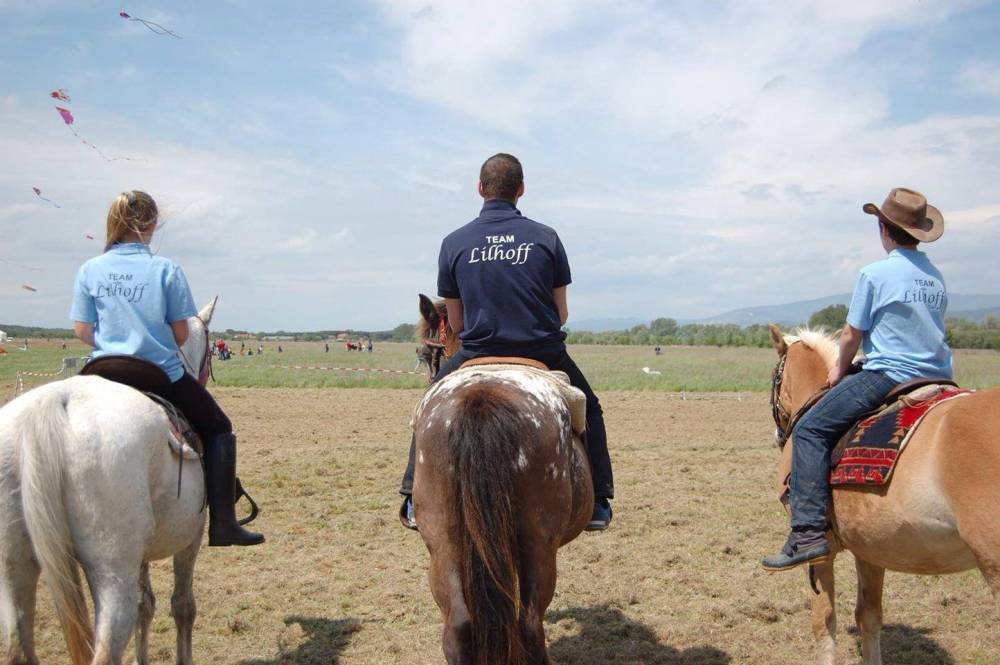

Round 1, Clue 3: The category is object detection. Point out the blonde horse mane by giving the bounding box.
[784,327,839,370]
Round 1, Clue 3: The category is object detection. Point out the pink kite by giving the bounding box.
[21,284,38,293]
[53,106,132,162]
[119,10,181,38]
[32,186,61,208]
[50,89,71,102]
[85,234,95,240]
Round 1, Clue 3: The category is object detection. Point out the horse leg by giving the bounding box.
[133,564,154,665]
[85,563,140,665]
[519,547,557,665]
[809,558,837,665]
[170,538,201,665]
[426,550,472,665]
[961,532,1000,615]
[854,559,885,665]
[0,520,40,665]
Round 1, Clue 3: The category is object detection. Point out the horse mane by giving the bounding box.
[784,328,839,370]
[415,317,430,344]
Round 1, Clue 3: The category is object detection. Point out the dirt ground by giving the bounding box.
[21,388,999,664]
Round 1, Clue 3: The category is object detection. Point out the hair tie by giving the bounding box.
[126,191,137,206]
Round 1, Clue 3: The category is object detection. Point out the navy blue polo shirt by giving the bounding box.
[438,199,571,356]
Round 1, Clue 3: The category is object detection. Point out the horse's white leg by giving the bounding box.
[85,563,140,665]
[0,522,40,665]
[170,537,200,665]
[809,559,837,665]
[854,558,885,665]
[133,564,154,665]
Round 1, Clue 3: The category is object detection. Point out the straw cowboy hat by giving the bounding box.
[863,187,944,243]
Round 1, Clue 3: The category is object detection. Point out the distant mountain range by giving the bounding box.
[568,293,1000,332]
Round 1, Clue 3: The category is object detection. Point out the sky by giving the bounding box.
[1,0,999,332]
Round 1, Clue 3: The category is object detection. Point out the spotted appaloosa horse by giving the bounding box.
[415,294,459,382]
[412,346,593,664]
[768,325,1000,665]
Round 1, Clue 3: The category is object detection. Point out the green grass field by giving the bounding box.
[4,339,1000,395]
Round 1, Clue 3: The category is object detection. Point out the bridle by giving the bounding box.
[770,342,829,450]
[179,315,213,386]
[770,350,792,447]
[421,311,456,381]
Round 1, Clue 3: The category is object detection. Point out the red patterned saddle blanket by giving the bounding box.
[829,385,972,486]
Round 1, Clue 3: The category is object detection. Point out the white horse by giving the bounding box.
[0,299,218,665]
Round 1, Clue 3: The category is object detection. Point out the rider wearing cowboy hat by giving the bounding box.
[762,188,953,571]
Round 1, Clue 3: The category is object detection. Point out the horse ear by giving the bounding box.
[418,294,437,324]
[198,296,219,326]
[768,323,787,356]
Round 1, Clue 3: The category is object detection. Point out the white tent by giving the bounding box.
[0,330,7,343]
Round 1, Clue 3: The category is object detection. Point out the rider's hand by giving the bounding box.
[827,365,846,388]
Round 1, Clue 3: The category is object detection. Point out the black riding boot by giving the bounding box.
[204,433,265,547]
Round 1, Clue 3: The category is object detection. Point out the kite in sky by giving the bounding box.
[119,11,181,38]
[85,234,95,240]
[21,285,38,293]
[50,89,71,102]
[54,106,131,162]
[32,187,61,208]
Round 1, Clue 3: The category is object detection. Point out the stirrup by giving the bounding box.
[398,496,418,531]
[234,477,260,526]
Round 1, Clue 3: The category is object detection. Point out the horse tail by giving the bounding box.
[448,384,527,665]
[19,386,93,665]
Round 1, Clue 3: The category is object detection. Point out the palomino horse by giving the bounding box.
[0,299,219,665]
[416,293,459,382]
[768,325,1000,665]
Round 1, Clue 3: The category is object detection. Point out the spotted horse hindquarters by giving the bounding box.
[410,362,593,665]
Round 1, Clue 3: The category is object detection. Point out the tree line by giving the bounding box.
[563,305,1000,350]
[5,307,998,350]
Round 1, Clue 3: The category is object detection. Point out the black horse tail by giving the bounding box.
[448,383,527,665]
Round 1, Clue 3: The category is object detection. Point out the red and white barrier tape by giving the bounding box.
[11,357,89,398]
[266,364,424,376]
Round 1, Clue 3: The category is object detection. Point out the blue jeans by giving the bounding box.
[789,370,898,530]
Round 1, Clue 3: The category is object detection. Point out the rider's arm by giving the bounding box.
[553,286,568,326]
[444,298,464,334]
[73,321,95,347]
[830,324,863,386]
[171,319,190,347]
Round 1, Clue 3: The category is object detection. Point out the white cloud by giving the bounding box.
[365,0,1000,319]
[0,101,433,331]
[957,60,1000,98]
[2,2,998,330]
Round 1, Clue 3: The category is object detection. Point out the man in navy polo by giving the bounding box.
[399,153,614,530]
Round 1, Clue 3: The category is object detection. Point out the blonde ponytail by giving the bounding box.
[104,190,158,251]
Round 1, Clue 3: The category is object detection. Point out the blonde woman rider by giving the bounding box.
[70,191,264,547]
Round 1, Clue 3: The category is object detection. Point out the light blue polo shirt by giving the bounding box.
[70,243,197,381]
[847,248,952,383]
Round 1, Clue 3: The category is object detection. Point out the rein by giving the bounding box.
[770,343,829,449]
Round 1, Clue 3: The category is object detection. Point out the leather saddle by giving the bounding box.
[460,356,549,371]
[454,356,587,435]
[79,355,173,392]
[880,377,957,407]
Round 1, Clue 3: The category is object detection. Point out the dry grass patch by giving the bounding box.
[15,387,998,664]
